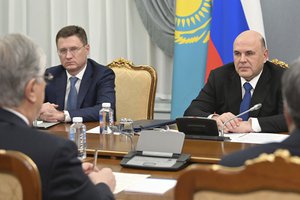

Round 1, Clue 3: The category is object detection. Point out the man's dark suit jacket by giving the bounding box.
[0,109,114,200]
[184,61,287,133]
[45,58,115,122]
[220,128,300,167]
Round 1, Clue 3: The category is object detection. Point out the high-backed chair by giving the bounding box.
[0,150,41,200]
[108,58,157,121]
[271,58,289,68]
[175,149,300,200]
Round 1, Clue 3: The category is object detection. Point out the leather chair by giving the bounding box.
[175,149,300,200]
[0,150,41,200]
[108,58,157,121]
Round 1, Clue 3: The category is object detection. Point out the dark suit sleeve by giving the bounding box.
[69,67,116,122]
[258,114,287,133]
[184,70,218,117]
[48,140,114,200]
[255,63,287,133]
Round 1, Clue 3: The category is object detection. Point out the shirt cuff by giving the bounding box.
[64,110,71,122]
[250,117,261,132]
[208,114,219,119]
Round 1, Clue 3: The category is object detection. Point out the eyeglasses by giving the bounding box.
[44,72,54,82]
[36,72,53,83]
[57,45,85,56]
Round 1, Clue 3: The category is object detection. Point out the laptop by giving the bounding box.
[176,117,230,141]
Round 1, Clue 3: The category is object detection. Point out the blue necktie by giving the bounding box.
[239,82,253,121]
[67,77,78,110]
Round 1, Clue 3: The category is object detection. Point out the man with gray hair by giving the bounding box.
[0,33,115,199]
[220,61,300,167]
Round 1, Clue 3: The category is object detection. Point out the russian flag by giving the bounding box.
[205,0,265,81]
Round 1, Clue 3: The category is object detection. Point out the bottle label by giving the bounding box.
[99,108,114,134]
[69,123,86,160]
[69,130,75,141]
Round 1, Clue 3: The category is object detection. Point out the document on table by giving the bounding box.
[113,172,150,194]
[87,126,100,134]
[225,133,289,144]
[34,120,60,129]
[124,178,177,194]
[113,172,176,194]
[86,126,121,135]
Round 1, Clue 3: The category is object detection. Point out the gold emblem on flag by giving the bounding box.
[175,0,211,44]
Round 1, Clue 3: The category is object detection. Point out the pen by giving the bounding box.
[238,133,250,138]
[93,149,99,170]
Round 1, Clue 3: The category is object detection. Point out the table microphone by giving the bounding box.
[220,103,262,137]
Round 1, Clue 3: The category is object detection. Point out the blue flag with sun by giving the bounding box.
[171,0,212,119]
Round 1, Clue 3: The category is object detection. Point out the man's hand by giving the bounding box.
[82,162,116,192]
[212,112,242,133]
[39,102,65,122]
[228,120,253,133]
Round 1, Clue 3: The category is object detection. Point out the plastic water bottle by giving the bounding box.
[69,117,86,160]
[99,102,114,134]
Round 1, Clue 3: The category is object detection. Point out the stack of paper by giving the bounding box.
[113,172,176,194]
[225,133,289,144]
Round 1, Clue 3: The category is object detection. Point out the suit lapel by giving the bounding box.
[227,70,242,115]
[77,62,93,108]
[250,65,271,117]
[55,71,67,110]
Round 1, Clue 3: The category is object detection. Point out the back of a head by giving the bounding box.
[282,60,300,128]
[0,33,46,107]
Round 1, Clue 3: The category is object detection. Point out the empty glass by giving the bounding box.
[119,118,135,150]
[119,118,134,136]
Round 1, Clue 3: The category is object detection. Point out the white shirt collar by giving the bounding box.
[240,68,263,89]
[2,107,30,125]
[66,64,87,80]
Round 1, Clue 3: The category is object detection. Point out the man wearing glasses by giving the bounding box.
[39,25,115,122]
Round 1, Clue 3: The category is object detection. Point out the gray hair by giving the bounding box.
[282,59,300,128]
[0,33,46,107]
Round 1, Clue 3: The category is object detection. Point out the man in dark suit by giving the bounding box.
[220,60,300,167]
[39,25,115,122]
[0,33,115,199]
[184,30,287,133]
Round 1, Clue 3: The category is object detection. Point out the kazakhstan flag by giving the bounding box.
[171,0,212,119]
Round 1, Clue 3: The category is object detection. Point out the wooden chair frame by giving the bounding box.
[175,149,300,200]
[0,149,41,200]
[271,58,288,68]
[108,58,157,120]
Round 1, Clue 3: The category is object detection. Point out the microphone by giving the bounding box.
[220,103,262,137]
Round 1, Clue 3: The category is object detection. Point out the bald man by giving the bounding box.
[184,30,288,133]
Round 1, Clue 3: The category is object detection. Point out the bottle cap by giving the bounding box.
[102,102,111,108]
[72,117,83,123]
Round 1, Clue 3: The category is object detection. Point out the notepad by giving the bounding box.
[124,178,177,194]
[34,121,60,129]
[113,172,150,194]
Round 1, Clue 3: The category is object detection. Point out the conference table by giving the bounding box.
[47,122,258,200]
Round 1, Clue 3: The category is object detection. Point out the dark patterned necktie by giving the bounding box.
[239,82,252,121]
[66,76,78,110]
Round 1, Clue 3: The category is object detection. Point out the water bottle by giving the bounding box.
[69,117,86,160]
[99,102,114,134]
